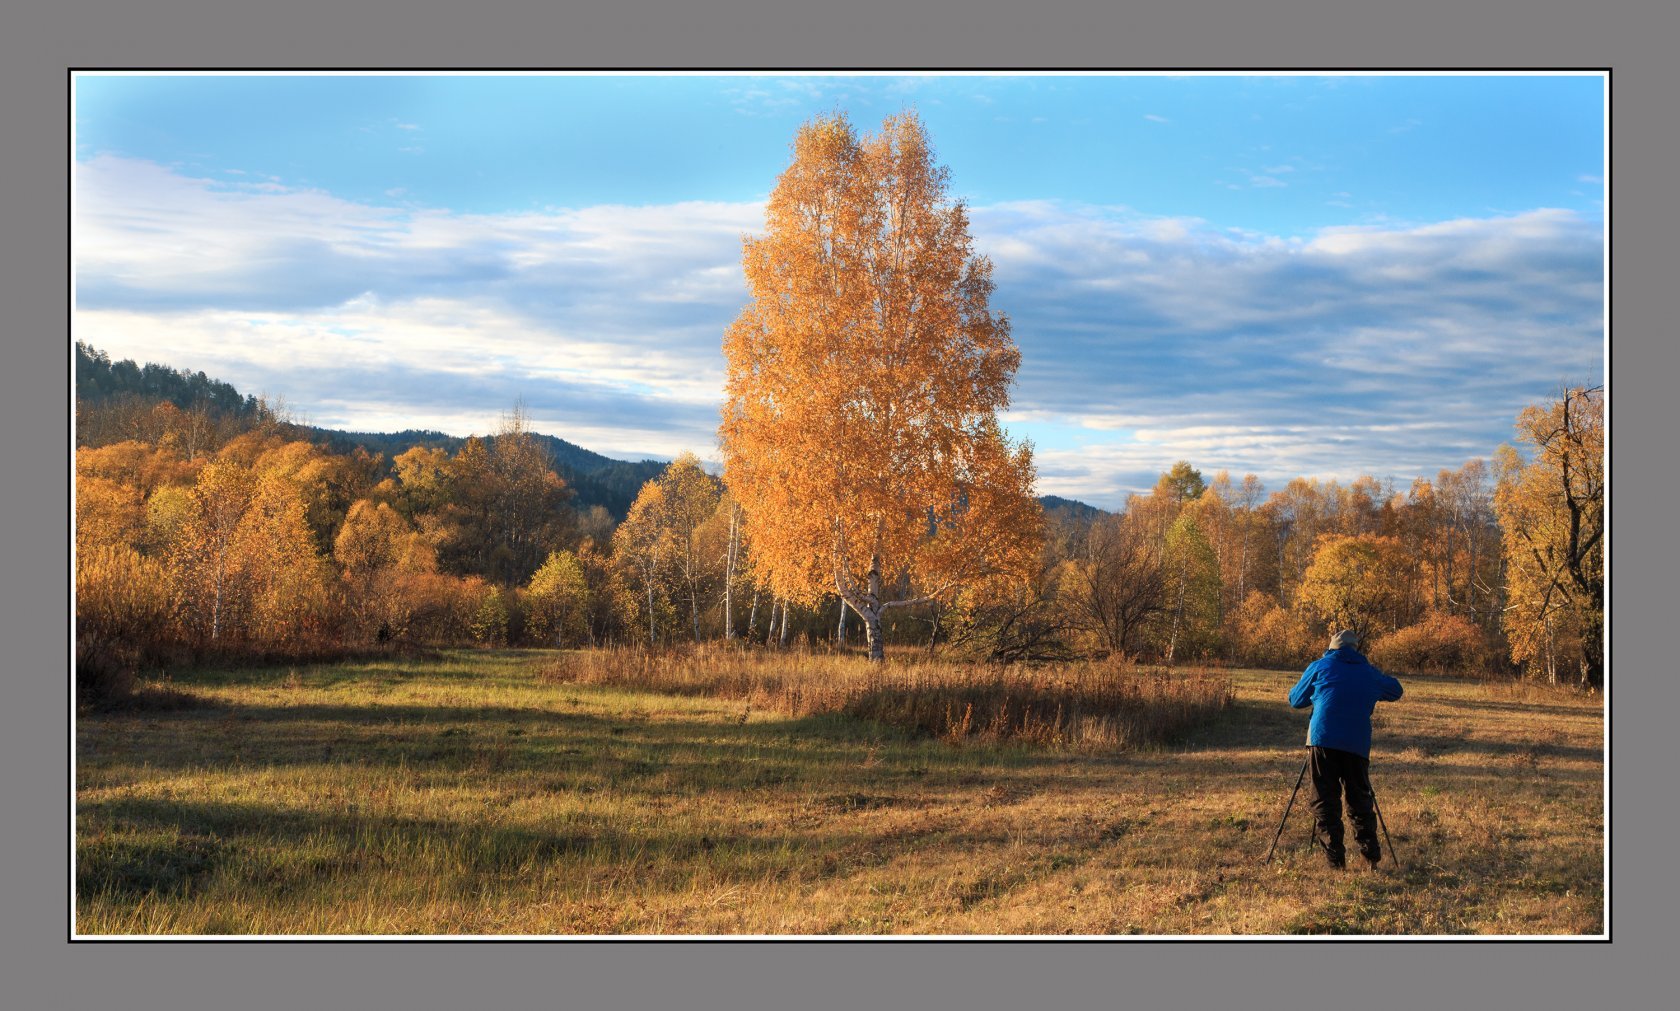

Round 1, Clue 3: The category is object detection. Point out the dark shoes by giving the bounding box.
[1315,829,1378,870]
[1357,837,1382,867]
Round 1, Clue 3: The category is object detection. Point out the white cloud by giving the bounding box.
[73,155,761,458]
[1143,113,1170,124]
[75,304,725,459]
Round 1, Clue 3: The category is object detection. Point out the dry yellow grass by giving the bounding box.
[544,644,1234,749]
[75,650,1604,935]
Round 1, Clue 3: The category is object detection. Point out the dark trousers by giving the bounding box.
[1307,746,1378,853]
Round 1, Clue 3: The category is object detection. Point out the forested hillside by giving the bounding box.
[75,343,667,520]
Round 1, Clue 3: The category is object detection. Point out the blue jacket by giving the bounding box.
[1288,648,1403,758]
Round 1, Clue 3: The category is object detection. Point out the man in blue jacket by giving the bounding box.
[1289,629,1404,868]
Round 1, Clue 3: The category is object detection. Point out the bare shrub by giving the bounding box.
[1369,611,1487,675]
[1478,671,1599,702]
[76,544,171,706]
[75,632,211,712]
[1227,592,1318,670]
[76,631,137,708]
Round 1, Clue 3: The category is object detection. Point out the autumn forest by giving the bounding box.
[73,345,1604,678]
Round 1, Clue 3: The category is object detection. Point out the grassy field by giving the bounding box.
[75,649,1604,935]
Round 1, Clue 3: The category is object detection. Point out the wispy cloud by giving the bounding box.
[968,201,1602,500]
[724,78,846,117]
[74,157,1603,503]
[1143,113,1170,124]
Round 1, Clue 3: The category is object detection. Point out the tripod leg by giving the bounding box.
[1371,784,1401,871]
[1264,752,1311,865]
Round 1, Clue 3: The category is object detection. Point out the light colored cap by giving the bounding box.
[1330,629,1358,650]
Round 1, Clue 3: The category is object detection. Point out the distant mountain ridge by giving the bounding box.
[1039,494,1109,521]
[309,426,667,521]
[308,426,661,477]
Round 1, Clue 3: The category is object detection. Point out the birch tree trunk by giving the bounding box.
[724,504,741,640]
[836,558,888,662]
[647,576,656,648]
[690,586,701,644]
[862,608,883,661]
[212,556,224,642]
[1237,534,1249,605]
[1167,591,1182,666]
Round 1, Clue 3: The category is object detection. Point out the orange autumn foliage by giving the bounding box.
[720,111,1040,659]
[1494,386,1604,686]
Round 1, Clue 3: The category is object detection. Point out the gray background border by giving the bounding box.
[5,1,1665,1008]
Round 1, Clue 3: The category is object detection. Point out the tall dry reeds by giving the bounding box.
[540,645,1233,750]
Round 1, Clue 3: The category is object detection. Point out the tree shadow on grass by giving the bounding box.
[1370,730,1601,771]
[1163,695,1310,754]
[161,649,540,690]
[1421,695,1602,721]
[77,782,974,916]
[79,687,1084,784]
[1182,684,1602,766]
[79,793,646,906]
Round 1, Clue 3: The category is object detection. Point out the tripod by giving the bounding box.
[1263,752,1311,865]
[1263,750,1401,870]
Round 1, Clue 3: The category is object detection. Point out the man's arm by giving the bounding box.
[1288,666,1316,709]
[1376,671,1403,702]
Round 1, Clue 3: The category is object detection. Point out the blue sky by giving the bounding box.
[73,72,1605,508]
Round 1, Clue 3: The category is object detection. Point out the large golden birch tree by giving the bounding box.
[720,112,1041,661]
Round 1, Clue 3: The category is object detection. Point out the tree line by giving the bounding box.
[75,370,1604,697]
